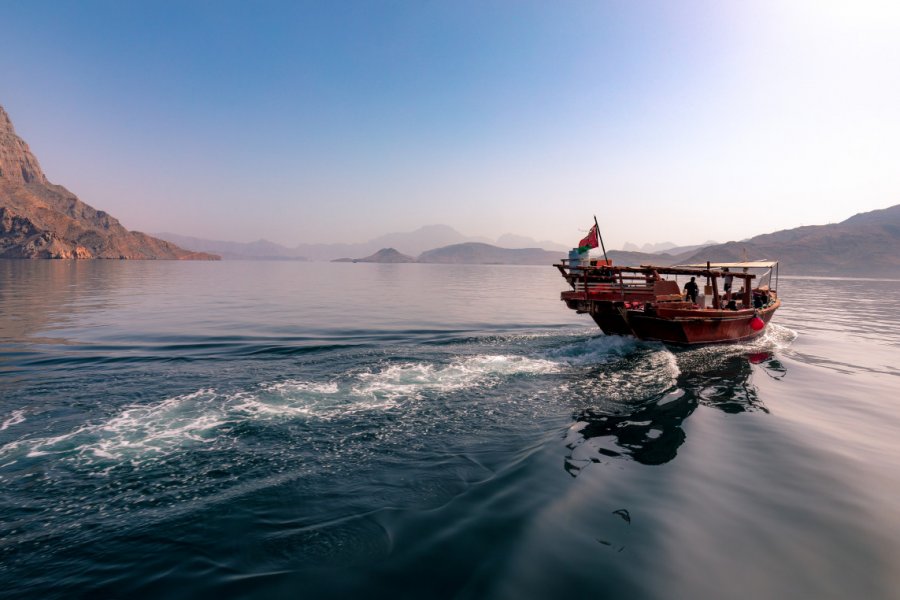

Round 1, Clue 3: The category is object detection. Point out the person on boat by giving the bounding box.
[722,268,734,300]
[683,277,699,304]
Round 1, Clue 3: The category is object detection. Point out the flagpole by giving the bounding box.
[594,215,609,265]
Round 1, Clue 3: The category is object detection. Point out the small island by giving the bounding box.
[332,247,416,263]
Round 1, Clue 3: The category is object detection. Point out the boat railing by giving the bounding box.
[561,260,669,299]
[571,280,653,293]
[558,258,780,316]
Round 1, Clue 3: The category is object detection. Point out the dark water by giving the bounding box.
[1,261,898,599]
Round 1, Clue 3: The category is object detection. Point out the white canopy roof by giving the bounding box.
[676,261,778,269]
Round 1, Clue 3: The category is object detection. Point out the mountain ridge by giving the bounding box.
[677,205,900,276]
[155,225,569,261]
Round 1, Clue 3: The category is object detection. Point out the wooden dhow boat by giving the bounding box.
[557,220,781,344]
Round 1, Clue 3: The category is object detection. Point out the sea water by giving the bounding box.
[0,261,898,599]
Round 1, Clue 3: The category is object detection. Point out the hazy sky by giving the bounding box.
[3,1,899,248]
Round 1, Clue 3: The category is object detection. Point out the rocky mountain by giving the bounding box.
[0,104,217,260]
[677,205,900,276]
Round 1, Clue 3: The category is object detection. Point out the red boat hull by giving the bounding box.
[587,300,780,345]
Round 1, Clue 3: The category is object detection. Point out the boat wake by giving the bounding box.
[1,409,26,431]
[542,332,642,366]
[352,355,561,402]
[0,353,565,471]
[0,324,799,475]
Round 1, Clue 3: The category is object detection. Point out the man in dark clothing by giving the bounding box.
[683,277,699,304]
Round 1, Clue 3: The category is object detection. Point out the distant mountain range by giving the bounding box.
[418,243,563,265]
[0,104,216,260]
[152,233,308,260]
[157,203,900,275]
[155,225,568,261]
[323,243,666,266]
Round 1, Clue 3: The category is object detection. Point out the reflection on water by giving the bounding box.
[0,260,126,342]
[0,261,126,392]
[565,350,785,475]
[677,350,770,414]
[748,351,787,380]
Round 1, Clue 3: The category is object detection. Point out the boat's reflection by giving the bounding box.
[564,351,786,476]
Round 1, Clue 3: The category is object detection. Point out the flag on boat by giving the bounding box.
[578,223,599,252]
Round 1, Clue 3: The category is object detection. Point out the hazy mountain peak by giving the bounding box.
[415,224,463,234]
[496,233,568,251]
[362,224,491,256]
[621,241,677,253]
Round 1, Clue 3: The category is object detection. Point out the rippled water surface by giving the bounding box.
[1,261,898,599]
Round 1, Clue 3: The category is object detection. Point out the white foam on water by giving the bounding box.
[762,323,799,349]
[629,349,680,390]
[0,354,562,469]
[0,389,228,464]
[0,382,351,467]
[574,347,681,404]
[262,380,340,395]
[1,409,26,431]
[231,380,343,418]
[87,391,228,460]
[544,334,641,366]
[707,323,799,355]
[352,355,561,401]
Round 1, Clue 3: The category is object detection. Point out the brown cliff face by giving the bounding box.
[0,104,218,260]
[0,106,47,186]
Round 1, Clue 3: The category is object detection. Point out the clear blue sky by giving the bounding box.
[3,0,899,248]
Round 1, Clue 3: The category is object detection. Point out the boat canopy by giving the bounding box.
[676,261,778,269]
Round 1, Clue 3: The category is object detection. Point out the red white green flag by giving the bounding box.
[578,224,599,252]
